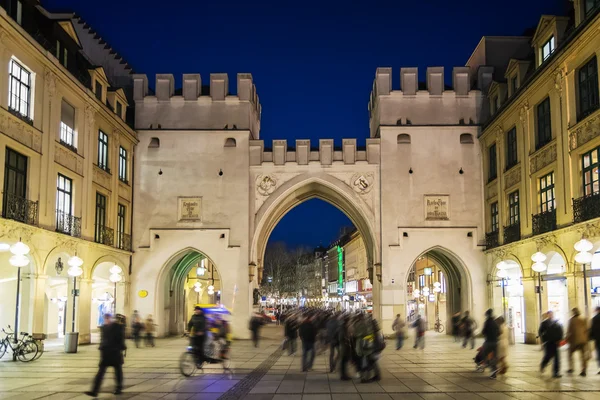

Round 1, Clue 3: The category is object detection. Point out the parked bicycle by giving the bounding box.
[0,326,39,362]
[179,332,232,377]
[434,319,445,333]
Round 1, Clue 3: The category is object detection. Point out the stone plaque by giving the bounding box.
[424,195,450,221]
[178,197,202,221]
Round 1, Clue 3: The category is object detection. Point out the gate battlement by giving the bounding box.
[132,73,261,137]
[249,139,380,166]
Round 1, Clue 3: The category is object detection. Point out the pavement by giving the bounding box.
[1,325,600,400]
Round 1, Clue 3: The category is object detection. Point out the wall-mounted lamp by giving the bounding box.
[403,232,409,237]
[248,262,256,283]
[218,169,223,177]
[409,167,413,174]
[459,168,464,175]
[158,169,163,175]
[154,234,160,240]
[55,257,64,275]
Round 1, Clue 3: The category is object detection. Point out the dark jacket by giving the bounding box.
[461,316,474,334]
[539,318,563,344]
[592,313,600,342]
[187,313,207,334]
[326,318,340,344]
[284,319,298,339]
[482,317,499,342]
[299,319,318,343]
[99,322,126,366]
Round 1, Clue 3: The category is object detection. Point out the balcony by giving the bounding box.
[116,232,132,252]
[56,210,81,238]
[573,192,600,223]
[503,222,521,245]
[485,231,500,250]
[95,225,114,247]
[532,209,557,236]
[2,193,38,226]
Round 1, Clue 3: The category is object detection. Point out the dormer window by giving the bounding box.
[116,101,122,118]
[585,0,600,16]
[8,0,23,25]
[95,80,103,101]
[55,41,68,68]
[511,76,518,96]
[491,95,499,114]
[541,36,556,63]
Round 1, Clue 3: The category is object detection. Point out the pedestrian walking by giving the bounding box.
[412,314,425,349]
[591,306,600,375]
[495,316,509,374]
[392,314,406,350]
[326,314,341,372]
[144,314,155,347]
[481,309,499,379]
[339,315,352,381]
[284,314,298,355]
[187,306,207,365]
[361,316,382,382]
[131,310,143,348]
[452,312,461,342]
[85,313,126,397]
[461,311,475,349]
[539,310,563,378]
[249,313,265,348]
[299,314,317,371]
[566,308,588,376]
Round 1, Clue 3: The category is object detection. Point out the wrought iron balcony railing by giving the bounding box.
[116,232,132,252]
[503,222,521,245]
[532,209,557,236]
[485,231,500,250]
[573,192,600,223]
[95,225,114,247]
[56,210,81,238]
[2,192,38,226]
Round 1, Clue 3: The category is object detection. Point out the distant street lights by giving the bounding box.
[574,238,594,316]
[7,240,30,357]
[67,254,84,333]
[531,252,547,319]
[109,265,123,314]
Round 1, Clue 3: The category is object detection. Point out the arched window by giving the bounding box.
[397,134,411,144]
[224,138,237,147]
[149,137,160,148]
[460,133,474,144]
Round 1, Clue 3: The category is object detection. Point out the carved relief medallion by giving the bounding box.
[256,175,277,196]
[351,173,374,194]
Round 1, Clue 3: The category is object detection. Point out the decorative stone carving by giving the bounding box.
[504,164,521,189]
[487,182,498,200]
[85,105,96,134]
[93,165,112,190]
[351,173,374,194]
[494,125,503,142]
[534,234,557,251]
[0,109,42,153]
[529,140,557,174]
[553,68,564,97]
[256,174,277,196]
[569,113,600,151]
[45,70,56,99]
[55,143,84,176]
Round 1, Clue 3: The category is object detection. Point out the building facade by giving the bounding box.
[479,0,600,343]
[0,1,137,343]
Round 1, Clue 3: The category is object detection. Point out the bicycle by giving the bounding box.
[0,326,39,362]
[434,319,445,333]
[21,332,45,360]
[179,332,232,377]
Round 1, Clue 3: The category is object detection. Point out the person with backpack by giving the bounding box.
[392,314,406,350]
[461,311,475,349]
[326,313,341,372]
[539,310,563,378]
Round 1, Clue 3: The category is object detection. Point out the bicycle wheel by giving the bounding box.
[0,340,6,359]
[179,351,197,377]
[33,340,44,360]
[437,324,445,333]
[17,340,38,362]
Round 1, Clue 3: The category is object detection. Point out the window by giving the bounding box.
[117,204,126,248]
[56,174,73,233]
[488,144,497,181]
[511,76,518,95]
[585,0,600,16]
[118,146,128,183]
[97,130,109,171]
[8,0,23,25]
[541,36,556,62]
[506,127,518,169]
[55,41,68,68]
[539,172,556,213]
[95,81,103,101]
[60,100,76,148]
[460,133,474,144]
[9,59,32,119]
[491,95,498,114]
[397,134,411,144]
[116,101,122,117]
[536,97,552,149]
[94,192,107,243]
[582,146,600,196]
[3,147,28,203]
[509,191,519,225]
[578,56,599,120]
[419,274,425,288]
[490,202,499,232]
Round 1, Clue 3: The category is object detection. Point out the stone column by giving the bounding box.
[30,274,48,334]
[77,278,93,344]
[522,277,539,344]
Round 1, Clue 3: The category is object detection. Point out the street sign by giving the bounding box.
[71,289,80,296]
[535,286,543,294]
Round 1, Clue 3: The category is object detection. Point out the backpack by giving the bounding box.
[547,321,563,343]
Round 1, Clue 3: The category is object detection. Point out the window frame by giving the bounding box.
[508,191,520,226]
[94,192,107,242]
[490,202,499,233]
[95,80,103,101]
[536,97,552,150]
[97,130,109,172]
[582,146,600,197]
[539,172,556,213]
[541,36,556,63]
[116,101,122,118]
[117,203,126,249]
[56,174,73,216]
[577,56,599,121]
[585,0,600,16]
[488,143,497,181]
[511,76,518,96]
[506,127,518,169]
[60,99,76,149]
[118,146,128,183]
[8,58,32,120]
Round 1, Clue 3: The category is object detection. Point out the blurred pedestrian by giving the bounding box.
[591,306,600,375]
[339,315,352,380]
[284,314,298,355]
[461,311,475,349]
[187,306,207,366]
[144,315,155,347]
[361,316,382,382]
[326,314,341,372]
[85,313,126,397]
[566,308,588,376]
[131,310,143,348]
[452,312,461,342]
[539,310,563,378]
[392,314,406,350]
[299,314,317,371]
[249,313,265,348]
[412,314,425,349]
[495,316,509,374]
[481,309,499,379]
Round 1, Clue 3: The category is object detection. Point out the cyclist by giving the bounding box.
[187,306,207,366]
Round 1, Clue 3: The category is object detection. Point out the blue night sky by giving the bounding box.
[45,0,567,249]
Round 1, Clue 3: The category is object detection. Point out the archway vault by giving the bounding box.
[251,174,381,274]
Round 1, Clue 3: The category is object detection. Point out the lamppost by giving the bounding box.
[67,254,83,333]
[574,238,594,316]
[109,265,123,314]
[194,281,202,303]
[531,252,547,319]
[7,240,30,360]
[496,267,508,320]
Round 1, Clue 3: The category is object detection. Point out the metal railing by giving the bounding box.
[95,225,114,247]
[485,231,500,250]
[573,193,600,223]
[532,209,557,236]
[56,210,81,238]
[2,193,38,226]
[116,232,132,252]
[503,222,521,245]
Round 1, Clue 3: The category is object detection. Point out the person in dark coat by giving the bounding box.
[481,309,499,378]
[461,311,475,349]
[85,313,126,397]
[284,315,298,355]
[131,310,143,348]
[591,306,600,375]
[451,312,461,342]
[339,315,352,380]
[539,310,563,378]
[187,306,207,365]
[326,314,341,372]
[249,313,265,348]
[299,315,318,371]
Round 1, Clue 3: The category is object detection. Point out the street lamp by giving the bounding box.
[67,254,84,333]
[496,267,508,319]
[194,281,202,303]
[531,252,547,319]
[109,265,123,314]
[8,240,30,356]
[574,238,594,316]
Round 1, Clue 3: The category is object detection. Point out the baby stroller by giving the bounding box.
[474,346,494,372]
